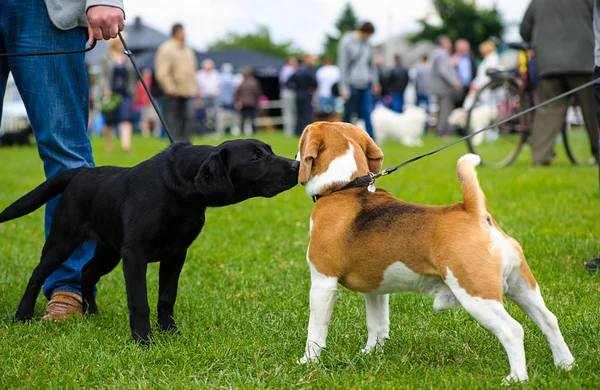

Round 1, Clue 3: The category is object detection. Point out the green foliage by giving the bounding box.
[1,134,599,388]
[410,0,504,55]
[321,2,358,61]
[207,25,302,59]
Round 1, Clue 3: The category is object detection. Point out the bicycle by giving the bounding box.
[464,42,596,167]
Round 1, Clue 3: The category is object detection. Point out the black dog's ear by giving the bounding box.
[195,149,234,198]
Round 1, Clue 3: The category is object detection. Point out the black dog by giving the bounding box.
[0,126,33,147]
[0,140,299,343]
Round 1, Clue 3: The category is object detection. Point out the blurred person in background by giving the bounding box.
[99,34,136,152]
[216,63,240,135]
[387,54,410,113]
[373,55,390,105]
[196,58,220,133]
[586,0,600,272]
[315,58,340,116]
[414,55,431,112]
[287,54,317,135]
[235,67,262,135]
[521,0,598,165]
[462,40,499,109]
[338,21,380,138]
[135,68,159,137]
[430,35,462,137]
[279,56,298,136]
[453,39,477,107]
[155,23,198,142]
[0,0,125,320]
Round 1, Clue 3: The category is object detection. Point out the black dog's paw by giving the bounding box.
[83,302,100,316]
[132,331,154,347]
[158,320,180,334]
[14,311,33,323]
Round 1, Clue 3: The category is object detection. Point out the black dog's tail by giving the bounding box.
[0,168,84,223]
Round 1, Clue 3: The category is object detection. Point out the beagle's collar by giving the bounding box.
[312,174,375,203]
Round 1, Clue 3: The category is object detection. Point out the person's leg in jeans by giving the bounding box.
[567,74,599,161]
[531,76,569,165]
[295,95,312,136]
[343,87,361,124]
[391,93,404,113]
[0,0,96,300]
[358,87,375,138]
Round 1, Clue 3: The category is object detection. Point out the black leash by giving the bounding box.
[0,34,175,144]
[314,75,600,202]
[117,33,174,144]
[0,40,96,57]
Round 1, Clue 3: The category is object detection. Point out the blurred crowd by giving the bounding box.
[87,4,598,164]
[91,23,265,151]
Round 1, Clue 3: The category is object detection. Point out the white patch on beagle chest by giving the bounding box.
[371,261,444,295]
[304,143,357,197]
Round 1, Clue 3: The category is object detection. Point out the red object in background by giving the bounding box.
[135,74,152,109]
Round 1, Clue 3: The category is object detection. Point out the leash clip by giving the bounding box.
[367,172,376,193]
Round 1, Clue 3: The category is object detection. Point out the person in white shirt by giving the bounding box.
[279,57,298,136]
[316,58,340,114]
[196,59,221,132]
[462,40,500,108]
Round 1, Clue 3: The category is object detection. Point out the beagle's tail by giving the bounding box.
[456,154,489,218]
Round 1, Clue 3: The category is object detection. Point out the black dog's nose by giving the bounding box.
[292,160,300,171]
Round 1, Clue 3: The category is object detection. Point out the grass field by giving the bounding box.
[0,132,599,389]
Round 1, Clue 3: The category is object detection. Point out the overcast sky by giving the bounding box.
[125,0,529,53]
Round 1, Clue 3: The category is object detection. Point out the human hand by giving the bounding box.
[454,83,463,92]
[87,6,125,46]
[340,91,350,101]
[167,88,177,96]
[372,84,381,96]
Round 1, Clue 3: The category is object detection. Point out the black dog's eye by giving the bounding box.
[253,153,261,161]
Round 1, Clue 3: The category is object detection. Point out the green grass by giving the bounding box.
[0,133,599,389]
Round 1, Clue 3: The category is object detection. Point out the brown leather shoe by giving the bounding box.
[42,291,83,321]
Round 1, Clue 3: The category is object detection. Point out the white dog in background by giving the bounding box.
[449,105,499,146]
[369,104,427,146]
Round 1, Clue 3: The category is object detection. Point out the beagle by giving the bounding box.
[295,122,574,383]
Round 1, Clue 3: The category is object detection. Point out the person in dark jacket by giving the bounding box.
[387,55,410,113]
[373,55,390,105]
[453,39,477,107]
[521,0,599,165]
[287,55,317,136]
[585,0,600,272]
[235,67,262,135]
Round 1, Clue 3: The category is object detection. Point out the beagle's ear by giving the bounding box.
[195,149,234,198]
[298,132,322,184]
[363,134,383,174]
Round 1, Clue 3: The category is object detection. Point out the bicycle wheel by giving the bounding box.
[562,103,596,165]
[465,78,528,167]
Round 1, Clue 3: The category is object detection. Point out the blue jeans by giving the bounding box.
[343,86,374,138]
[0,0,96,299]
[416,93,429,111]
[391,93,404,113]
[318,96,336,114]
